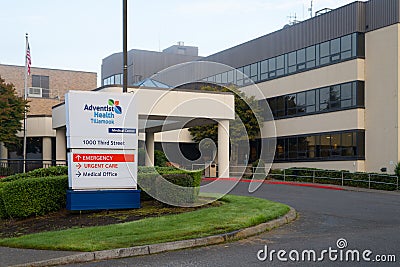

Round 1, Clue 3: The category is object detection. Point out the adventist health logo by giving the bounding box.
[83,98,122,125]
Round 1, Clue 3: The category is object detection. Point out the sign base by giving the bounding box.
[66,189,141,211]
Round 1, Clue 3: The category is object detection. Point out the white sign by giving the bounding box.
[68,149,137,190]
[65,91,138,150]
[65,91,139,191]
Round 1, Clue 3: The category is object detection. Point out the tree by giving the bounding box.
[188,85,263,164]
[0,76,29,148]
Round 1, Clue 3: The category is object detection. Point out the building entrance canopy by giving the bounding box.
[52,85,235,177]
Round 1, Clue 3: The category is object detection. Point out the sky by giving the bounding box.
[0,0,358,86]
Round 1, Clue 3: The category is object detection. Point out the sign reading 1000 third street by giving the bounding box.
[65,91,138,190]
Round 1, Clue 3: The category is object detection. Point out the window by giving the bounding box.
[274,130,364,162]
[330,85,341,109]
[215,74,222,83]
[306,46,316,68]
[297,49,306,70]
[103,74,123,86]
[330,38,341,61]
[341,35,352,59]
[32,75,49,89]
[243,65,250,79]
[341,83,352,108]
[288,138,298,159]
[296,92,306,114]
[276,96,286,117]
[31,75,49,98]
[288,51,297,73]
[227,70,234,84]
[319,87,330,111]
[268,58,276,78]
[262,81,364,120]
[306,136,316,158]
[330,134,341,156]
[236,68,244,86]
[306,90,316,113]
[250,63,258,81]
[276,55,285,76]
[319,41,330,65]
[276,139,285,159]
[204,33,363,87]
[260,60,268,80]
[341,132,354,156]
[286,94,297,115]
[298,137,308,158]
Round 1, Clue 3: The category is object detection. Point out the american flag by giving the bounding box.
[26,42,31,76]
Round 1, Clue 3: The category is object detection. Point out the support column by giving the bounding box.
[0,142,8,160]
[56,127,67,165]
[42,137,52,167]
[145,132,155,167]
[218,120,230,178]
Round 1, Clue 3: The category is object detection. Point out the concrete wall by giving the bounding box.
[364,23,400,173]
[16,116,56,138]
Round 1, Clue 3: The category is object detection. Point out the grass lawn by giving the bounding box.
[0,195,289,251]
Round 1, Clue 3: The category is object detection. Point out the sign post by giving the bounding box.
[65,91,140,210]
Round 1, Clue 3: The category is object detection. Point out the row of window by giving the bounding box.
[203,33,364,86]
[274,130,365,162]
[103,73,123,86]
[260,81,364,120]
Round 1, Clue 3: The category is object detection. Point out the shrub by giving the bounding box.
[1,166,68,183]
[138,169,202,203]
[154,150,168,167]
[1,176,68,218]
[395,162,400,177]
[268,167,398,191]
[138,166,179,174]
[0,183,7,218]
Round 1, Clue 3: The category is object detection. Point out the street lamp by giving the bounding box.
[123,0,128,93]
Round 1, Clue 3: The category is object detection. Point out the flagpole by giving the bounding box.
[23,33,28,173]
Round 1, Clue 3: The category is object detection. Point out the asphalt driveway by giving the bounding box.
[63,182,400,267]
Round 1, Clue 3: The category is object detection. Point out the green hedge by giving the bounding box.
[268,167,398,191]
[138,170,202,203]
[1,166,68,183]
[1,176,68,218]
[0,166,202,219]
[0,183,7,218]
[138,166,179,174]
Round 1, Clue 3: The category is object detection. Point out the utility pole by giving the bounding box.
[123,0,128,93]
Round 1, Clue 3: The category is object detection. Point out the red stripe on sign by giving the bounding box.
[73,154,134,162]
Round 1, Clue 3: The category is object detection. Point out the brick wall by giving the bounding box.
[0,64,97,115]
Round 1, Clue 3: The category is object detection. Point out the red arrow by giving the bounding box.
[76,163,81,169]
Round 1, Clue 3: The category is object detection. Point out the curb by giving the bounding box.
[10,208,297,267]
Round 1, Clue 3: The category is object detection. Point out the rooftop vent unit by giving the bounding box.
[315,8,333,16]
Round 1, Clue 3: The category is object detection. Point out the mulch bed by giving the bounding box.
[0,200,220,239]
